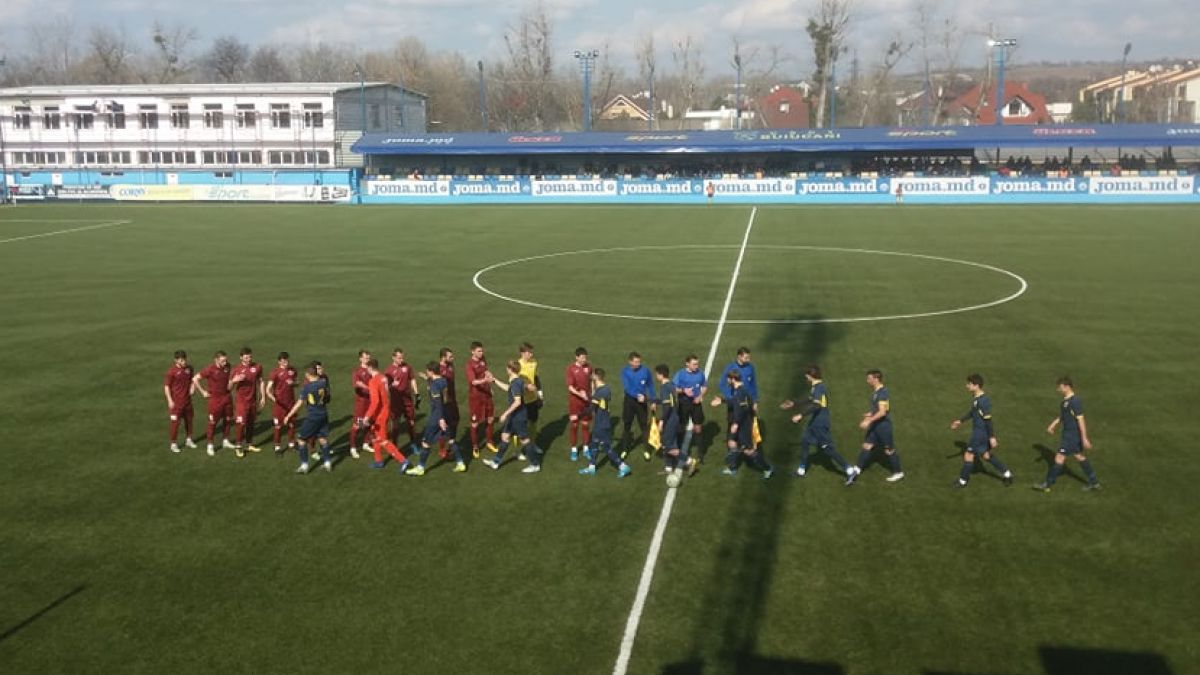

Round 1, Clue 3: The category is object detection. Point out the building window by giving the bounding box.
[303,103,324,128]
[271,103,291,128]
[370,104,381,130]
[237,150,262,164]
[1008,100,1022,116]
[14,106,32,129]
[170,104,189,129]
[203,103,225,129]
[779,101,791,113]
[73,106,95,130]
[106,103,126,129]
[236,104,256,128]
[139,105,159,129]
[42,106,61,129]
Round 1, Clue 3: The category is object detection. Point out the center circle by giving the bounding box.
[472,245,1028,324]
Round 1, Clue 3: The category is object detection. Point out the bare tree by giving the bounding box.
[85,26,136,84]
[670,34,706,116]
[150,21,199,83]
[635,34,658,125]
[248,45,293,82]
[27,18,80,84]
[203,36,250,83]
[806,0,853,128]
[912,0,965,125]
[856,38,912,126]
[293,42,355,82]
[498,1,558,131]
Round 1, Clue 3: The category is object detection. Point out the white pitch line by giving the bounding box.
[0,219,132,245]
[612,206,758,675]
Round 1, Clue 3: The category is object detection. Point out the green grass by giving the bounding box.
[0,204,1197,675]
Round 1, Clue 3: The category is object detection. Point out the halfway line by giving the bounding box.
[612,206,759,675]
[0,220,132,245]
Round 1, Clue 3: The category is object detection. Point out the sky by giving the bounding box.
[0,0,1194,76]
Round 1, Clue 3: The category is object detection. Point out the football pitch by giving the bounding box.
[1,203,1197,675]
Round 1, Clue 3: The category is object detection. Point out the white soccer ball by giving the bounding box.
[666,471,682,489]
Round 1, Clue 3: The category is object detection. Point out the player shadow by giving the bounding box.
[949,441,1007,482]
[0,584,86,644]
[673,314,843,672]
[535,416,570,458]
[1032,443,1087,485]
[1039,645,1174,675]
[686,421,724,466]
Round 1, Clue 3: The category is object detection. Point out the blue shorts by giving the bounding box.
[660,417,681,450]
[864,420,894,449]
[802,425,833,448]
[591,427,611,446]
[967,431,990,454]
[728,419,754,449]
[503,413,529,439]
[298,414,330,441]
[422,421,446,445]
[1059,436,1082,454]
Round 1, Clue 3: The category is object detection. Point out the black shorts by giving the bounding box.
[678,397,705,426]
[526,399,542,423]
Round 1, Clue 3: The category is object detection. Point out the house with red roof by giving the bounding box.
[758,85,811,129]
[949,81,1053,125]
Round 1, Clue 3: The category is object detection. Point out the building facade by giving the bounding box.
[0,82,426,177]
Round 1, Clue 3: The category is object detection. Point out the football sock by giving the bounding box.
[960,461,973,484]
[887,451,902,473]
[206,420,216,443]
[418,446,431,467]
[604,444,622,467]
[750,452,771,472]
[1046,463,1064,485]
[987,455,1010,475]
[569,420,578,447]
[223,418,232,439]
[486,420,495,442]
[725,449,739,470]
[856,449,872,470]
[319,443,331,464]
[298,446,310,465]
[450,441,463,464]
[798,444,810,470]
[825,446,850,471]
[582,421,590,446]
[169,418,181,442]
[1080,459,1099,484]
[273,425,282,446]
[349,424,360,449]
[495,440,510,462]
[183,414,193,438]
[234,423,245,445]
[470,424,479,449]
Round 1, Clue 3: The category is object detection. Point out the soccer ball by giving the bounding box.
[666,471,682,489]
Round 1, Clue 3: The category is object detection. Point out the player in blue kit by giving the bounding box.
[723,370,773,479]
[483,360,544,474]
[281,364,333,474]
[846,370,904,485]
[781,365,854,481]
[949,374,1013,488]
[406,362,466,476]
[579,368,631,477]
[1034,376,1101,492]
[656,364,687,477]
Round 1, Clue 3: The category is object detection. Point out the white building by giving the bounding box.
[0,82,426,173]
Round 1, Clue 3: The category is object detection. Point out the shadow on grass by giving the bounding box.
[663,314,843,673]
[0,585,87,644]
[1039,645,1173,675]
[1032,443,1086,485]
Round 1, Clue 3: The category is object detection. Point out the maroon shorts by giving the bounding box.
[568,395,592,418]
[273,402,294,424]
[208,397,233,420]
[353,396,370,418]
[390,394,415,422]
[469,395,494,422]
[169,404,193,420]
[235,399,257,422]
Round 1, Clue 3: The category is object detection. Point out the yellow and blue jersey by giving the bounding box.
[807,381,831,430]
[508,375,529,416]
[969,394,993,434]
[1060,395,1083,440]
[870,386,891,421]
[657,382,679,423]
[428,377,447,423]
[300,381,330,416]
[591,384,612,432]
[518,359,538,404]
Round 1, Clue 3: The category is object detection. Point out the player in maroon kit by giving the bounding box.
[229,347,266,458]
[194,351,235,456]
[349,350,373,459]
[163,349,197,453]
[565,347,593,462]
[385,348,419,450]
[437,347,460,460]
[467,341,497,458]
[266,352,299,455]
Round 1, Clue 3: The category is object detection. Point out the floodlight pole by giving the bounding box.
[648,63,655,131]
[829,58,838,128]
[353,64,366,135]
[733,53,743,130]
[1118,42,1132,124]
[574,49,599,132]
[988,39,1017,127]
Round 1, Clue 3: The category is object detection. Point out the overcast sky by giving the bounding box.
[0,0,1194,75]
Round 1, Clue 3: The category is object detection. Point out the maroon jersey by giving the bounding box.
[230,362,263,405]
[385,362,414,399]
[467,357,490,399]
[270,366,298,407]
[200,363,231,400]
[353,366,371,399]
[164,365,194,407]
[439,362,457,405]
[566,363,592,400]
